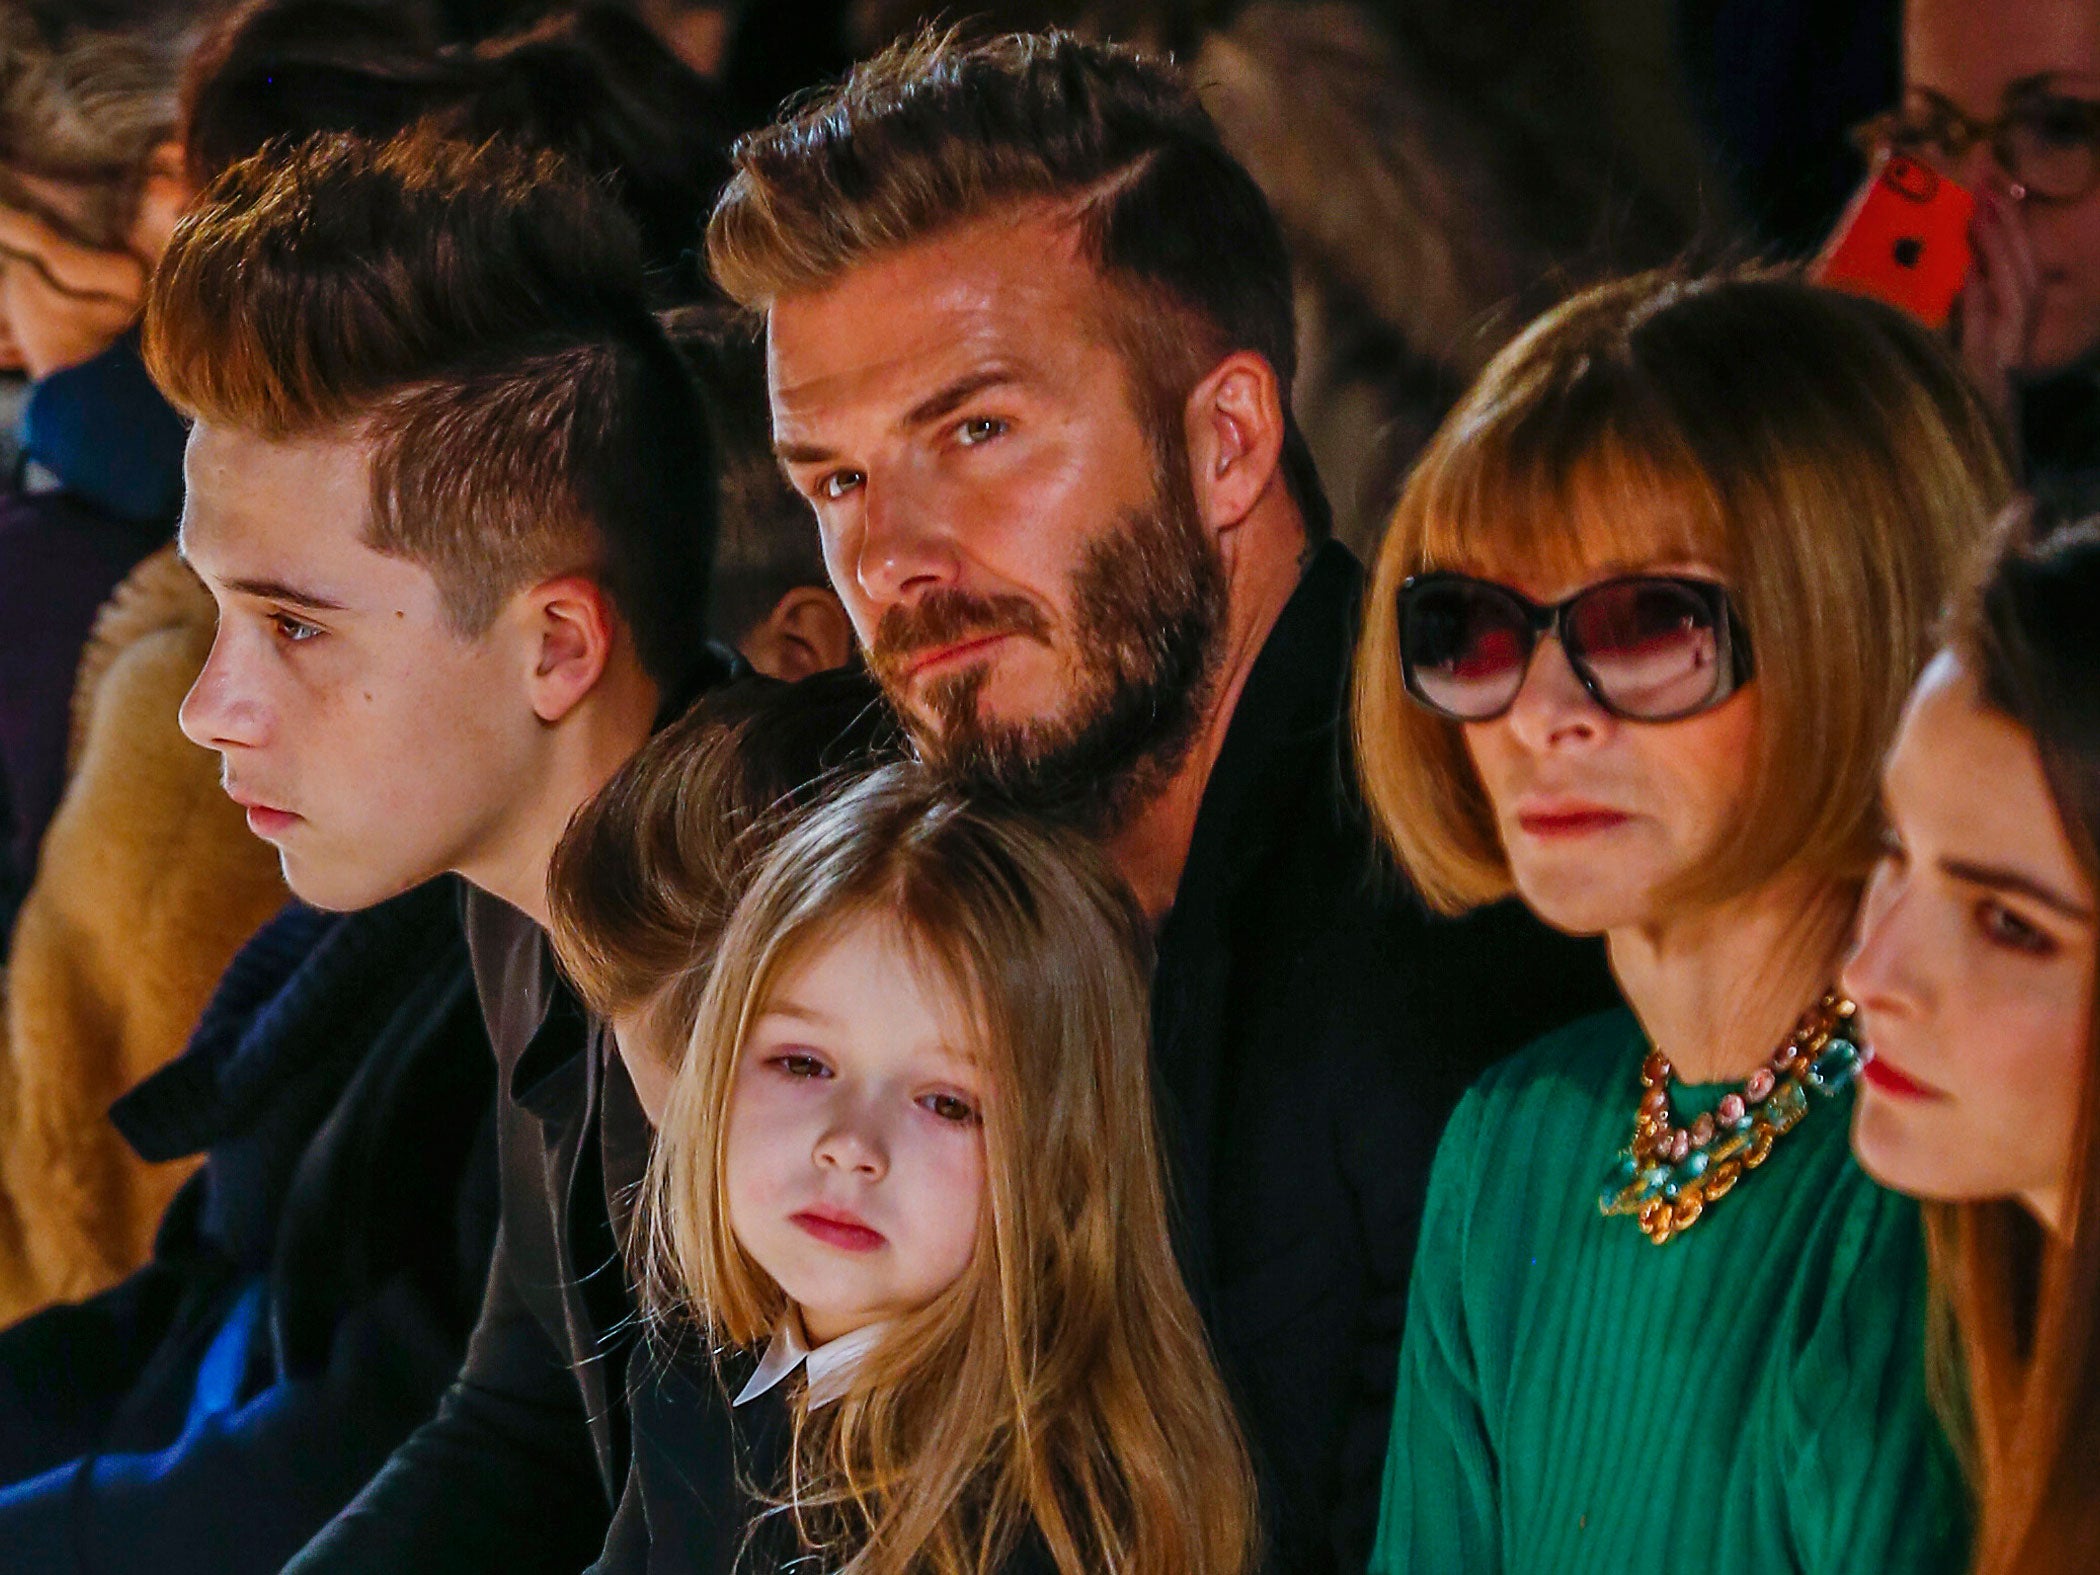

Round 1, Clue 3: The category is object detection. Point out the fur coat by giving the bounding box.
[0,545,286,1321]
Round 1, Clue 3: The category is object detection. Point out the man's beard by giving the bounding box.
[865,457,1228,839]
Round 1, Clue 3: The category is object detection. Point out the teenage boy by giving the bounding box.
[148,129,726,1571]
[706,30,1616,1573]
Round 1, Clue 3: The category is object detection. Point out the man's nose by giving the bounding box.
[853,473,961,608]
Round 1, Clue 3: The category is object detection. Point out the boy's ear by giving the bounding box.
[525,574,619,723]
[736,585,854,682]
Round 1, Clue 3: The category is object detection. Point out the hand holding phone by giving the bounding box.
[1813,151,1975,329]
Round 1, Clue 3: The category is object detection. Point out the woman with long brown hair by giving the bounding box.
[1844,509,2100,1573]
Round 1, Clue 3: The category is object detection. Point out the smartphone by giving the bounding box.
[1813,150,1975,329]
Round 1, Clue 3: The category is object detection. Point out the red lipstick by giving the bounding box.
[1859,1052,1941,1100]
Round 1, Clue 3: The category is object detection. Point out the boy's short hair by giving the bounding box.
[546,667,903,1029]
[143,128,720,698]
[661,305,831,648]
[709,26,1331,538]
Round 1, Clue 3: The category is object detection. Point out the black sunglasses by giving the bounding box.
[1395,573,1755,723]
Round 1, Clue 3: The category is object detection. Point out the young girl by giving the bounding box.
[555,755,1256,1574]
[1845,507,2100,1573]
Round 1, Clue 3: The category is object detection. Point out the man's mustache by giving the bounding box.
[866,590,1052,684]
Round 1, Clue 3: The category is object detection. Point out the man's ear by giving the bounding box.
[736,584,855,681]
[127,141,194,266]
[1183,349,1287,537]
[524,574,619,724]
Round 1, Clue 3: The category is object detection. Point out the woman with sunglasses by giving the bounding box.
[1353,269,2011,1573]
[1843,509,2100,1574]
[1854,0,2100,508]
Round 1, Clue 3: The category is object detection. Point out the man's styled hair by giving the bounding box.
[709,26,1331,539]
[143,128,720,699]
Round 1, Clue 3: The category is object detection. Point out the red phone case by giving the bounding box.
[1814,151,1975,329]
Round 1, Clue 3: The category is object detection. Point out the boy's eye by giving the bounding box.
[917,1091,979,1125]
[955,416,1006,447]
[271,613,322,643]
[770,1052,833,1079]
[1977,900,2057,957]
[821,469,864,501]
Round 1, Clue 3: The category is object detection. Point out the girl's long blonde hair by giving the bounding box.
[642,766,1258,1575]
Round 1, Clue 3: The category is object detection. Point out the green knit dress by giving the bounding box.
[1369,1008,1967,1574]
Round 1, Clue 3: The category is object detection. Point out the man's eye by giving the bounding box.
[821,470,864,501]
[271,613,322,643]
[1977,901,2056,957]
[955,416,1007,447]
[917,1091,980,1125]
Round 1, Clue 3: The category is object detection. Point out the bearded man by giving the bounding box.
[714,30,1618,1574]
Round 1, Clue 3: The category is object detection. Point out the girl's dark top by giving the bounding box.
[594,1335,1059,1575]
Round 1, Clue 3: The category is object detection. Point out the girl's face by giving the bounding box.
[725,912,987,1344]
[1845,652,2095,1229]
[1459,560,1762,937]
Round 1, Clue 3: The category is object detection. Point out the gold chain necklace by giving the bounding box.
[1598,990,1865,1245]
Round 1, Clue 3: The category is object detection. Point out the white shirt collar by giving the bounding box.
[734,1308,889,1412]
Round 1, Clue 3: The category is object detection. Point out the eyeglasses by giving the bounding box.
[1852,85,2100,205]
[1394,573,1754,723]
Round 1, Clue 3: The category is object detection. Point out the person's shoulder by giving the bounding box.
[1450,1006,1646,1143]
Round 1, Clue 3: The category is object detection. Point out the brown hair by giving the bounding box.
[1932,507,2100,1574]
[1352,269,2012,914]
[143,128,721,699]
[708,24,1330,538]
[643,766,1259,1575]
[662,303,835,648]
[546,666,902,1031]
[0,5,190,253]
[181,2,732,286]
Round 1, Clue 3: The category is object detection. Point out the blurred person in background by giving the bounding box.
[0,3,197,940]
[0,0,290,1327]
[1853,0,2100,510]
[184,0,733,301]
[1844,508,2100,1575]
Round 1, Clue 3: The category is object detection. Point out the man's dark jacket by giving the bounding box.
[287,544,1614,1574]
[0,880,497,1573]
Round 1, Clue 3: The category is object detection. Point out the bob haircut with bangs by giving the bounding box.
[1353,269,2013,916]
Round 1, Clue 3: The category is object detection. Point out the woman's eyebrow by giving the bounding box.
[752,1000,841,1028]
[1939,856,2096,922]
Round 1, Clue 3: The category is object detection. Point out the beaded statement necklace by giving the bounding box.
[1599,990,1866,1245]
